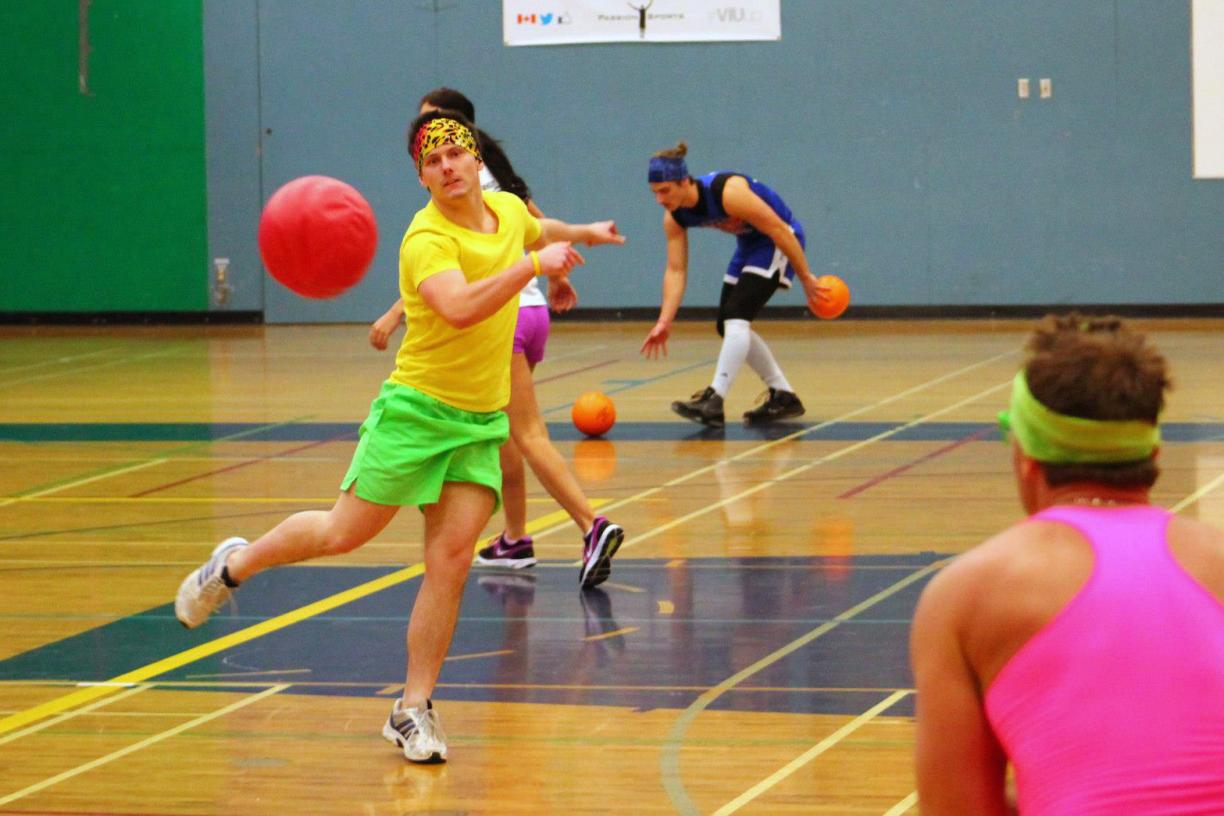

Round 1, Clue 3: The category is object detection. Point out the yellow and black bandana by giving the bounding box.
[411,117,481,170]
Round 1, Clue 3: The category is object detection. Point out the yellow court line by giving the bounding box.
[1171,470,1224,513]
[0,506,575,737]
[445,649,515,661]
[714,690,911,816]
[0,565,422,736]
[600,580,646,593]
[583,626,639,642]
[884,792,919,816]
[0,684,152,748]
[184,668,311,679]
[0,685,287,807]
[0,459,168,510]
[0,344,186,392]
[0,347,114,379]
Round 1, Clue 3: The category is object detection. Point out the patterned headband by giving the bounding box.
[411,117,481,171]
[648,155,688,183]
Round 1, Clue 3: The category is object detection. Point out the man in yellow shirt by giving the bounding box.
[174,110,624,764]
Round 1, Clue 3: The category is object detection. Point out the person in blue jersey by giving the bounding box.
[639,142,826,427]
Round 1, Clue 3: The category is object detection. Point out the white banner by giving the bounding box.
[1193,0,1224,178]
[503,1,781,46]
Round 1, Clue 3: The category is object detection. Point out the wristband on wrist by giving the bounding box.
[529,251,541,276]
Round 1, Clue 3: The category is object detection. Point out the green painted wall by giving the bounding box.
[0,1,207,312]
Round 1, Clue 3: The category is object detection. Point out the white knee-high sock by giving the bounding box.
[746,330,794,392]
[712,319,752,397]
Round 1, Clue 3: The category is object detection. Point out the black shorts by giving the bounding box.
[716,273,781,337]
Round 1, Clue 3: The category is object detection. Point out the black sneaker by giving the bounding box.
[580,516,624,589]
[474,532,537,568]
[671,387,725,427]
[742,389,805,425]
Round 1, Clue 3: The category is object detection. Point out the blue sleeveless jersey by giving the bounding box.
[668,171,799,243]
[668,171,804,287]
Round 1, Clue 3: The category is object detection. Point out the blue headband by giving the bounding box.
[648,155,688,183]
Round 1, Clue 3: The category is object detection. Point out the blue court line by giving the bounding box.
[3,421,1221,444]
[0,556,937,720]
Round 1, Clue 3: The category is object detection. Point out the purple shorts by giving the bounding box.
[513,305,550,365]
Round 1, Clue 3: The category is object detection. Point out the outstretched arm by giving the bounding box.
[418,242,584,330]
[640,212,687,360]
[534,218,624,249]
[721,176,826,304]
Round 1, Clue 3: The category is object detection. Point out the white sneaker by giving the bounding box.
[381,698,448,763]
[174,537,248,628]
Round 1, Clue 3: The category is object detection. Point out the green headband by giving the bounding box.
[997,371,1160,463]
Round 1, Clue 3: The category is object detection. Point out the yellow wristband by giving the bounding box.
[529,251,541,276]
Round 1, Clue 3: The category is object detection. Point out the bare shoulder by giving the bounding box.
[914,519,1089,645]
[722,174,750,191]
[919,522,1054,606]
[1169,513,1224,548]
[1168,513,1224,598]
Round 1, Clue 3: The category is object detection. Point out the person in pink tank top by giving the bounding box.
[911,313,1224,814]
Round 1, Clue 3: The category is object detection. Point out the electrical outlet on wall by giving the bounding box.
[212,257,233,306]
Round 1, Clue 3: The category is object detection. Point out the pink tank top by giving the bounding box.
[985,505,1224,815]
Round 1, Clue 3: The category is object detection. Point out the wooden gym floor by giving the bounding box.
[1,318,1221,814]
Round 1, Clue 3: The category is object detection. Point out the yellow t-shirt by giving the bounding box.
[391,191,542,412]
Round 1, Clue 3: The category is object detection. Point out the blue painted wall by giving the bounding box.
[198,1,1222,322]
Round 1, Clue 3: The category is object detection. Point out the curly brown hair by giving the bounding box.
[1023,313,1172,488]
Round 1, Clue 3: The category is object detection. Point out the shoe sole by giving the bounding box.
[472,555,537,569]
[742,407,806,426]
[671,404,725,428]
[580,524,624,589]
[382,721,446,763]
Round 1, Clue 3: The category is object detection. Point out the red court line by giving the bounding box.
[128,435,355,498]
[533,358,619,385]
[837,427,994,499]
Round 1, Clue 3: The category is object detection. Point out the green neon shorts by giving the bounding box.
[340,381,508,510]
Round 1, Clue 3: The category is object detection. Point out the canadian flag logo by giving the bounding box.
[517,13,537,24]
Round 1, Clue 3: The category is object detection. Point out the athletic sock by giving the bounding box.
[712,319,752,397]
[220,565,240,588]
[746,330,793,393]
